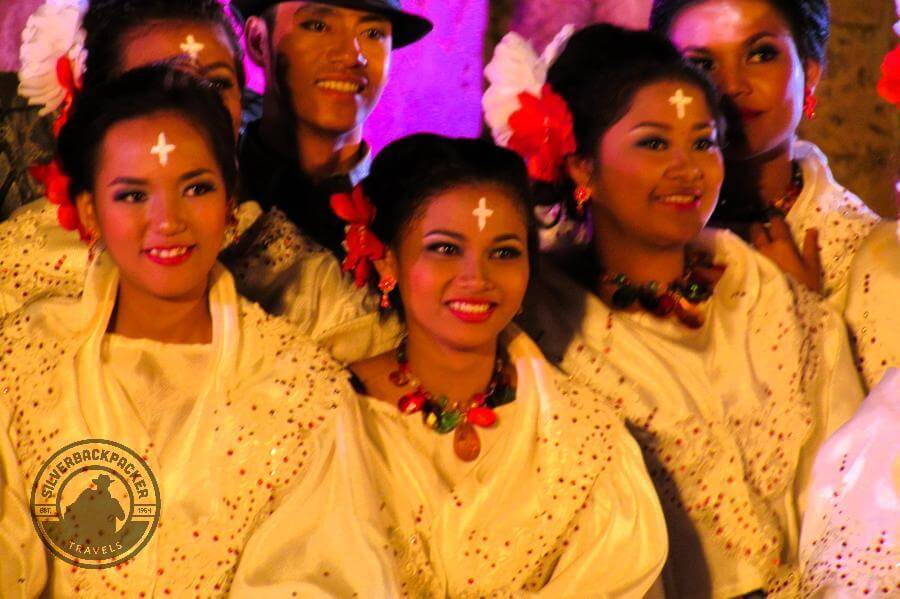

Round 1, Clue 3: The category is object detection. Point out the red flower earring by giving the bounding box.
[803,88,818,120]
[574,185,592,214]
[378,276,396,309]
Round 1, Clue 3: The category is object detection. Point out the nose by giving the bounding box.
[716,61,751,98]
[457,254,491,290]
[667,148,703,182]
[327,31,367,68]
[149,192,187,236]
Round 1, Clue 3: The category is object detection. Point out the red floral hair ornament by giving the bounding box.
[28,55,88,240]
[877,44,900,108]
[330,185,386,288]
[506,84,577,183]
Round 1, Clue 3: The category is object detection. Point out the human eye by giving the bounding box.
[299,19,327,33]
[113,190,146,203]
[362,26,388,41]
[425,241,460,256]
[490,246,523,260]
[686,54,714,72]
[207,76,235,91]
[637,136,669,151]
[748,44,779,64]
[184,181,217,197]
[693,136,718,151]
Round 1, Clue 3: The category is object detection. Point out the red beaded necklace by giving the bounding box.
[389,340,516,461]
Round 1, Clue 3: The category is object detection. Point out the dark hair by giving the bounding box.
[81,0,246,92]
[58,65,238,199]
[649,0,830,64]
[364,134,536,309]
[541,24,723,216]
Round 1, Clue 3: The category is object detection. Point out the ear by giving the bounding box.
[803,59,822,93]
[245,16,271,69]
[373,247,398,283]
[565,154,594,189]
[75,192,98,237]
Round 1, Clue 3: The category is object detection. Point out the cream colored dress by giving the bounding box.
[0,254,354,597]
[843,221,900,390]
[524,228,865,598]
[0,198,401,363]
[799,368,899,597]
[231,328,669,598]
[788,141,881,307]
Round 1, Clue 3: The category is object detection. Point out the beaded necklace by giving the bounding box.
[597,249,725,329]
[389,340,516,461]
[767,160,804,217]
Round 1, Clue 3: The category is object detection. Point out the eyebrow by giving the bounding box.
[631,121,715,131]
[107,169,213,187]
[680,31,781,54]
[202,61,237,75]
[424,230,524,243]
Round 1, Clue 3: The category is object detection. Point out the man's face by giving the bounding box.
[263,2,393,136]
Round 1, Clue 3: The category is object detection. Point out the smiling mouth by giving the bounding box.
[656,194,702,211]
[447,300,494,314]
[316,79,365,94]
[144,245,196,265]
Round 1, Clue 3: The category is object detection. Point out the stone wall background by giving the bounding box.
[2,0,897,215]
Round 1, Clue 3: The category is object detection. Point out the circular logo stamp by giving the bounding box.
[29,439,161,569]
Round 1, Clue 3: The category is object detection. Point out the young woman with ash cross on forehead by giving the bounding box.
[231,133,669,597]
[485,23,866,598]
[0,66,355,597]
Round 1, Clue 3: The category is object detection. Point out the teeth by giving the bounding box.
[448,301,491,314]
[661,195,698,205]
[317,80,362,93]
[148,247,189,259]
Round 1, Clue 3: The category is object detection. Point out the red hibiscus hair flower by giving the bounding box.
[506,84,577,183]
[331,185,386,288]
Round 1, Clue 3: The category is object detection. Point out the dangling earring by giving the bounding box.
[378,276,396,309]
[574,185,592,214]
[803,88,817,120]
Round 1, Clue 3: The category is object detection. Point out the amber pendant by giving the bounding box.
[453,423,481,461]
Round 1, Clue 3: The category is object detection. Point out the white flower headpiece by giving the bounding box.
[18,0,88,116]
[482,25,574,147]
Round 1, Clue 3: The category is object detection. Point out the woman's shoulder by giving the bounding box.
[0,198,87,315]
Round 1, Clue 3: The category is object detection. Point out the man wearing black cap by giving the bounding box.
[231,0,432,256]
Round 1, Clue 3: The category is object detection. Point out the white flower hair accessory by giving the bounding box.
[482,24,574,147]
[482,25,578,183]
[18,0,88,116]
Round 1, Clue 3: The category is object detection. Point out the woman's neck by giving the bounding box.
[723,142,795,209]
[404,326,497,406]
[592,220,686,303]
[110,280,212,344]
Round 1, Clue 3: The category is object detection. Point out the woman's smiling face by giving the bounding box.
[385,182,530,353]
[581,80,724,248]
[666,0,820,160]
[78,112,230,303]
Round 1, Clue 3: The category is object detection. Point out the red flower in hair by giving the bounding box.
[28,55,86,239]
[506,84,576,183]
[331,185,385,288]
[877,44,900,108]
